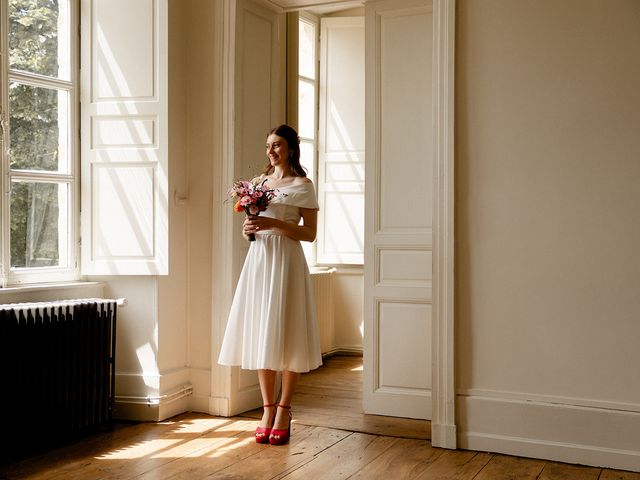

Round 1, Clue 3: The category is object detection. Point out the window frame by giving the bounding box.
[298,11,320,266]
[0,0,80,287]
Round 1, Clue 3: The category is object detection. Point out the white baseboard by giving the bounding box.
[113,402,161,422]
[113,368,192,421]
[322,345,363,357]
[457,392,640,472]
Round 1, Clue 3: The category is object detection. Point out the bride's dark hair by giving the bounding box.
[262,124,307,177]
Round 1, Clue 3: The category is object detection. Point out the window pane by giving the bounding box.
[298,80,315,140]
[300,140,316,265]
[9,0,71,79]
[300,141,315,184]
[9,82,69,172]
[11,181,68,268]
[299,20,316,79]
[322,192,364,264]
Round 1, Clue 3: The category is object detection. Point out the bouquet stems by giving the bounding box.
[247,212,257,241]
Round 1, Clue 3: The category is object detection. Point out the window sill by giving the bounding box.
[0,281,105,305]
[311,265,363,275]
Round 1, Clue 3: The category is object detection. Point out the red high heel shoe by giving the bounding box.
[269,405,292,445]
[255,404,276,444]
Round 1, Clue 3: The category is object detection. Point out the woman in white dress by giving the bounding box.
[218,124,322,445]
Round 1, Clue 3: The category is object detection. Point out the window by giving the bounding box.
[0,0,78,286]
[298,14,318,263]
[298,14,365,266]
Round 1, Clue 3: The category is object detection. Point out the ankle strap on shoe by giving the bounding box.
[277,404,291,409]
[263,403,277,408]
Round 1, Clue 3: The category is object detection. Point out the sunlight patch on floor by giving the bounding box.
[151,437,229,458]
[206,435,256,458]
[95,417,260,460]
[174,417,231,433]
[97,439,182,459]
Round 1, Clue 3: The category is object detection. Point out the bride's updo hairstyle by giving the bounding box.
[263,124,307,177]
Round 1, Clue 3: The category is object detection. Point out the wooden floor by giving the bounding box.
[1,356,638,479]
[242,355,430,440]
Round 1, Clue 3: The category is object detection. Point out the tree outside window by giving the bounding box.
[1,0,77,284]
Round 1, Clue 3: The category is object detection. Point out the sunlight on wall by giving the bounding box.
[136,342,159,388]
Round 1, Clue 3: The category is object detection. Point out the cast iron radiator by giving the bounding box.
[0,298,119,452]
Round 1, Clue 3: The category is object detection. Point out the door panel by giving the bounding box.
[364,0,434,420]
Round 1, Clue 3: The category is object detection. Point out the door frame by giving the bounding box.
[210,0,286,417]
[209,0,456,449]
[431,0,456,449]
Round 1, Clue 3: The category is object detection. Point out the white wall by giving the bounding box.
[456,0,640,471]
[88,276,163,421]
[332,269,364,353]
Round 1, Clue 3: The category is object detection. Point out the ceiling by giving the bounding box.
[266,0,364,14]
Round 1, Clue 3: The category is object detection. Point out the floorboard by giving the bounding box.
[1,355,639,480]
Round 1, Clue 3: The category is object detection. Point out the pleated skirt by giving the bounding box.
[218,233,322,373]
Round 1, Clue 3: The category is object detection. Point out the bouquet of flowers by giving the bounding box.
[228,177,278,241]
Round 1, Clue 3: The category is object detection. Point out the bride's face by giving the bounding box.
[266,134,290,169]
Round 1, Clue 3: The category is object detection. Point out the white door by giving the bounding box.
[363,0,434,419]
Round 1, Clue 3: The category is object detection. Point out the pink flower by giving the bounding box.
[228,176,283,224]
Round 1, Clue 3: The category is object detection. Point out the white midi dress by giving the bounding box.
[218,181,323,373]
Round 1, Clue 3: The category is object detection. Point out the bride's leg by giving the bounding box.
[258,369,277,428]
[273,370,300,430]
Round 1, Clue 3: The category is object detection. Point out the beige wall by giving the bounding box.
[455,0,640,469]
[333,270,364,352]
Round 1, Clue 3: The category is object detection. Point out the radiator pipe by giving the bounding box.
[115,384,193,407]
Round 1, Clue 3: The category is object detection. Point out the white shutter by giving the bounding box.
[317,17,365,265]
[80,0,168,275]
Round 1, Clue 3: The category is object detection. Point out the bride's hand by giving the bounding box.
[245,215,277,233]
[243,216,258,237]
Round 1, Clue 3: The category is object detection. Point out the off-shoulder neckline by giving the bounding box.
[271,181,313,190]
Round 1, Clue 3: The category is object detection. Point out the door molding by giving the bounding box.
[210,0,286,416]
[431,0,456,449]
[210,0,236,416]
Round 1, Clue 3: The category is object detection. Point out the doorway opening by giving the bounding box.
[293,3,368,421]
